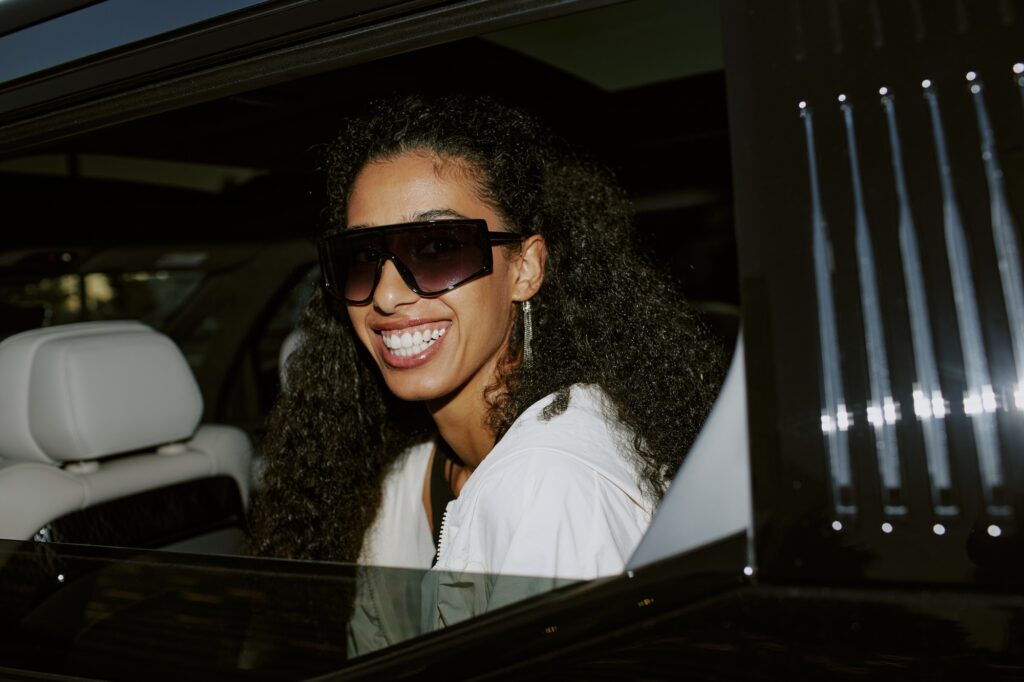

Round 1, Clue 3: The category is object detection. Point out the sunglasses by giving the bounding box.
[318,219,524,304]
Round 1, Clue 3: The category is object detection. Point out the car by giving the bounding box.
[0,0,1020,679]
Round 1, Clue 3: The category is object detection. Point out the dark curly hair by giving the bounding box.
[248,95,725,562]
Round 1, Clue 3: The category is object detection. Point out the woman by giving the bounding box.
[249,95,723,585]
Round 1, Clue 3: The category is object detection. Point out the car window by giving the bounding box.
[0,0,736,670]
[0,537,579,676]
[0,267,203,339]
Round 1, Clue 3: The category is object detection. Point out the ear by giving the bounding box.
[511,235,547,302]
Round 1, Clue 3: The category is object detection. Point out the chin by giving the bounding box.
[381,371,451,403]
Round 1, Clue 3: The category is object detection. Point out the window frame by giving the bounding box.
[0,0,754,676]
[0,0,625,154]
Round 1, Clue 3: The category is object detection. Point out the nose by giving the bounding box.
[372,259,419,313]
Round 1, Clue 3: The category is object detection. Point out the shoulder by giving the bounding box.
[478,385,651,511]
[441,447,650,579]
[435,387,654,578]
[455,443,648,551]
[470,446,602,508]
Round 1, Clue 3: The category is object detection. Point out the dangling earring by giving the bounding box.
[522,300,534,367]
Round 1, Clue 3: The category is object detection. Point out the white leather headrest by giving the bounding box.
[0,321,203,464]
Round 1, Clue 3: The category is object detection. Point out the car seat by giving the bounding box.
[0,321,252,553]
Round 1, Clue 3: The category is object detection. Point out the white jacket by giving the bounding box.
[349,385,656,651]
[360,384,655,578]
[433,383,655,579]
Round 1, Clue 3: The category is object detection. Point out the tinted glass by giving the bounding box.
[724,0,1024,586]
[0,269,202,340]
[0,539,575,678]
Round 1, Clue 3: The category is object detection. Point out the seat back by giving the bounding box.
[0,321,252,551]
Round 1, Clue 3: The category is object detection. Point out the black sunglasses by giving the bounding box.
[318,219,524,305]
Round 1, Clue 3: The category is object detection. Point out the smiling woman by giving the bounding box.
[248,95,724,592]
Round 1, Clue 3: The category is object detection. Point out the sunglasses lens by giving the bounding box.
[322,222,493,303]
[331,232,381,302]
[389,223,486,294]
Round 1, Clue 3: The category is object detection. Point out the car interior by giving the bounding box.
[0,0,739,554]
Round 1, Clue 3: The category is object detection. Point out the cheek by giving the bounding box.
[458,276,514,349]
[346,307,372,348]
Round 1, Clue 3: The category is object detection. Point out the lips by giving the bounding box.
[373,320,452,368]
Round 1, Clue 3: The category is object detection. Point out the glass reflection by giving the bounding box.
[840,97,904,515]
[881,90,956,514]
[968,75,1024,429]
[923,81,1008,516]
[0,539,575,675]
[801,102,856,515]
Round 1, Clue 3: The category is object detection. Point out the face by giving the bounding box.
[344,151,541,405]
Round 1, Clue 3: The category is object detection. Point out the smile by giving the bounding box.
[382,325,447,356]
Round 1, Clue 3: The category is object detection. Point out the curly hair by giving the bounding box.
[248,95,725,562]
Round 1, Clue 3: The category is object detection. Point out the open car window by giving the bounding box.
[0,0,744,677]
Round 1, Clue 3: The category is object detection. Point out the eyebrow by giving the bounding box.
[415,208,469,221]
[348,208,469,230]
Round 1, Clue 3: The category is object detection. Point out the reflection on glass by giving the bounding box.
[83,273,114,313]
[880,89,956,515]
[349,565,574,656]
[801,101,856,515]
[0,539,574,675]
[969,75,1024,424]
[923,81,1008,516]
[0,270,203,335]
[840,97,904,515]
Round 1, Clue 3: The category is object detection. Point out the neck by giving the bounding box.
[426,347,508,470]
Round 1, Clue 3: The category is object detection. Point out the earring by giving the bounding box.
[522,300,534,367]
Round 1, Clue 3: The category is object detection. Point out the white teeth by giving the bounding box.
[382,326,448,356]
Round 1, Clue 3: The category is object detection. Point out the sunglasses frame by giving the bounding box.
[318,219,524,305]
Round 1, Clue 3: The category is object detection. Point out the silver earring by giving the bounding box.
[522,300,534,367]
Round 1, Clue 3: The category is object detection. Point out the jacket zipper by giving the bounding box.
[435,506,450,564]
